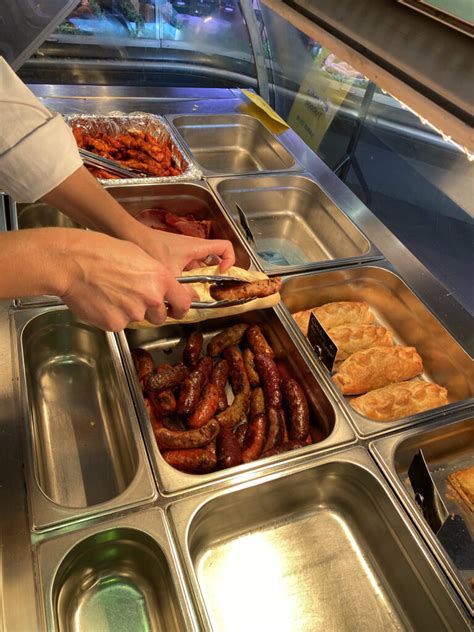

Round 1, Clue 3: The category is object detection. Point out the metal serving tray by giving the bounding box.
[167,113,302,177]
[118,305,355,495]
[13,306,156,532]
[105,181,253,270]
[37,508,198,632]
[169,447,470,631]
[0,193,6,231]
[278,263,474,437]
[9,199,83,230]
[370,412,474,615]
[209,173,381,274]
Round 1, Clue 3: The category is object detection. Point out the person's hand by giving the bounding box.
[57,229,195,331]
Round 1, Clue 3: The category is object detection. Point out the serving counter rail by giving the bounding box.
[0,89,472,631]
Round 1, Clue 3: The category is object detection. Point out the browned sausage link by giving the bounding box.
[210,359,229,413]
[254,354,282,409]
[176,369,204,416]
[196,355,214,387]
[183,330,203,367]
[188,383,220,429]
[210,277,282,301]
[207,323,248,357]
[217,390,250,428]
[163,448,217,473]
[149,389,177,416]
[242,413,267,463]
[249,387,265,421]
[261,440,308,459]
[243,348,260,387]
[263,407,283,452]
[279,406,289,444]
[162,416,186,431]
[234,421,248,447]
[146,363,189,393]
[154,418,220,450]
[246,325,275,358]
[131,348,154,388]
[224,346,250,395]
[144,397,162,428]
[217,427,242,469]
[281,378,310,441]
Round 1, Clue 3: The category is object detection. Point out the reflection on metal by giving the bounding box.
[398,0,474,37]
[240,0,271,103]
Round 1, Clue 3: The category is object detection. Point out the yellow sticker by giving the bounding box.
[240,89,290,134]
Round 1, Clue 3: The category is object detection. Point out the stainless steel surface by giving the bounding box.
[168,113,302,176]
[210,173,381,274]
[119,306,355,495]
[13,306,156,531]
[170,447,470,631]
[370,412,474,614]
[279,263,474,437]
[10,199,82,230]
[0,194,6,231]
[37,509,198,632]
[106,181,253,271]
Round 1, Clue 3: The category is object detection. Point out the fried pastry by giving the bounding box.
[350,379,448,420]
[332,345,423,395]
[448,465,474,512]
[293,301,374,335]
[327,323,394,361]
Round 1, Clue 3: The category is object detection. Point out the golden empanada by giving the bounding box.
[293,301,374,335]
[327,324,393,361]
[448,465,474,512]
[349,379,448,420]
[332,345,423,395]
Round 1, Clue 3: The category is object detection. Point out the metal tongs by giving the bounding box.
[172,274,254,309]
[79,148,144,178]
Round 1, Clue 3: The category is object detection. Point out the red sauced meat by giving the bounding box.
[135,209,212,239]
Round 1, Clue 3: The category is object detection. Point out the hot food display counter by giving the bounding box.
[0,89,472,631]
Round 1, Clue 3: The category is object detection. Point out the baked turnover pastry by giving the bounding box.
[293,301,374,335]
[350,379,448,420]
[448,465,474,512]
[332,345,423,395]
[327,323,394,361]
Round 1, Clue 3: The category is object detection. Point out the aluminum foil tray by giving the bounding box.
[65,113,202,185]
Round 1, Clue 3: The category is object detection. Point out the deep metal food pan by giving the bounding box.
[169,447,470,631]
[279,264,474,437]
[118,306,355,495]
[9,199,83,230]
[209,173,381,274]
[13,306,156,532]
[370,412,474,615]
[37,508,198,632]
[105,181,253,270]
[167,113,302,177]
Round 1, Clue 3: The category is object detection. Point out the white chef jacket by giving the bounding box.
[0,57,83,203]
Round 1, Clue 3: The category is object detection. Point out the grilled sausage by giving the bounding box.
[234,421,248,447]
[224,346,250,395]
[163,448,217,473]
[254,354,282,410]
[183,330,203,367]
[242,413,267,463]
[281,377,310,441]
[149,389,177,416]
[249,387,265,421]
[217,427,242,469]
[216,390,250,428]
[210,359,229,413]
[146,363,189,393]
[196,355,214,386]
[207,323,248,357]
[131,348,154,389]
[263,407,283,452]
[210,277,282,300]
[188,383,220,429]
[176,369,204,416]
[243,348,260,386]
[246,325,274,358]
[153,418,219,450]
[261,440,308,459]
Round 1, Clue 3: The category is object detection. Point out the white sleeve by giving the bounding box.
[0,57,83,203]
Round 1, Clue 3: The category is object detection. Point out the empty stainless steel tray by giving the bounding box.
[14,306,156,531]
[9,199,83,230]
[279,264,474,437]
[118,305,355,495]
[167,113,301,176]
[169,447,470,631]
[210,173,380,274]
[371,412,474,615]
[37,508,198,631]
[106,181,253,270]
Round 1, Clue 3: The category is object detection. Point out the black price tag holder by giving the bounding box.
[307,313,338,373]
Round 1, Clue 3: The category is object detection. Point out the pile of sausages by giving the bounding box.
[131,323,314,474]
